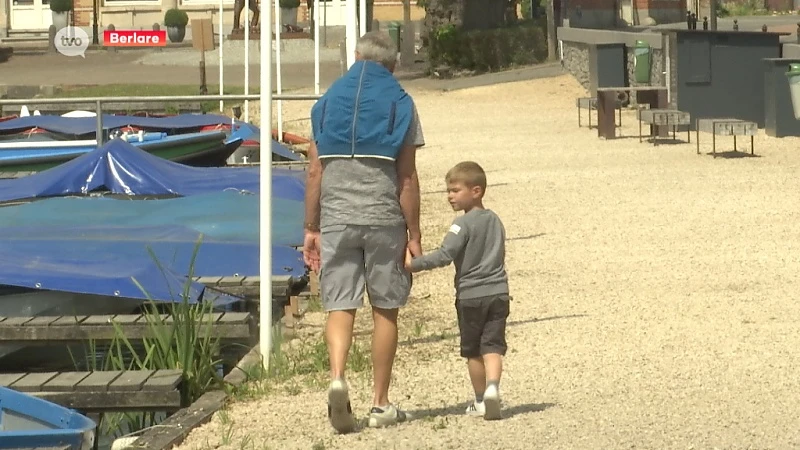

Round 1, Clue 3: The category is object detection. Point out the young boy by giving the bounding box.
[404,161,510,421]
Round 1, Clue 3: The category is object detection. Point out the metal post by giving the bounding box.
[259,0,274,375]
[95,100,103,148]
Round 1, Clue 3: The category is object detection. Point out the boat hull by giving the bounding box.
[0,131,240,172]
[0,386,96,450]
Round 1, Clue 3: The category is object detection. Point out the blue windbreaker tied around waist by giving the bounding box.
[310,60,413,161]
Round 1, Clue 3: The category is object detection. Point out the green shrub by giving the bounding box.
[50,0,72,13]
[427,19,547,73]
[164,8,189,28]
[280,0,301,8]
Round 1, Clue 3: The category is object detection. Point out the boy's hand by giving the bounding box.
[404,248,414,272]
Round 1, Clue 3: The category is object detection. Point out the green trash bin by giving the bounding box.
[387,21,402,54]
[633,40,651,84]
[786,63,800,119]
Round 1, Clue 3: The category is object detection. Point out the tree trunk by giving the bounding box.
[545,0,556,61]
[401,0,416,66]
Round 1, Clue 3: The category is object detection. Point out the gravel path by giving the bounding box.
[175,73,800,450]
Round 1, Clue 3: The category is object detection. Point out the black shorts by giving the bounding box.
[455,294,510,358]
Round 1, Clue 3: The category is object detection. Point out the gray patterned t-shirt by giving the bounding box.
[319,104,425,230]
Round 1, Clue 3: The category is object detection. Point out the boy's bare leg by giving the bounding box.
[326,310,356,379]
[371,306,399,407]
[467,357,487,400]
[483,353,503,385]
[482,353,503,420]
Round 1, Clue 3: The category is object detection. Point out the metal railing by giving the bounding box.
[0,94,322,147]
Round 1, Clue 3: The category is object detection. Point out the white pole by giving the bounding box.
[345,0,357,68]
[274,0,283,142]
[259,0,274,373]
[244,2,250,122]
[314,0,320,95]
[358,0,366,37]
[219,0,224,113]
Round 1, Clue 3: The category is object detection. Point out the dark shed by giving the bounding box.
[663,29,786,130]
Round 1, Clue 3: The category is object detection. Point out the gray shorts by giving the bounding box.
[319,224,411,312]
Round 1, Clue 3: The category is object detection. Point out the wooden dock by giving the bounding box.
[0,311,254,344]
[0,369,184,413]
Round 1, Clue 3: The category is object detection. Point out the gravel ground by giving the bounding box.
[174,73,800,450]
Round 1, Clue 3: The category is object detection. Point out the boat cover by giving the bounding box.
[0,138,306,203]
[0,194,306,304]
[0,113,304,161]
[0,191,303,247]
[0,113,236,136]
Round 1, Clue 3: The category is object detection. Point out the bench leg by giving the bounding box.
[734,135,737,152]
[712,131,716,158]
[578,104,581,127]
[696,120,700,155]
[751,135,754,155]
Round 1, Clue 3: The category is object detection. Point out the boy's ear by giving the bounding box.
[471,185,483,197]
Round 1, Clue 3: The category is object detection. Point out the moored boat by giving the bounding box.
[0,386,96,450]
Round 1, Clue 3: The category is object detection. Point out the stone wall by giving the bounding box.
[558,27,665,98]
[562,41,591,90]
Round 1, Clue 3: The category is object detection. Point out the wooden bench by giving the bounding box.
[695,117,757,158]
[576,97,622,129]
[638,108,691,146]
[0,369,184,412]
[0,312,253,344]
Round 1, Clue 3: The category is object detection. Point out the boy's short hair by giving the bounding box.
[445,161,487,193]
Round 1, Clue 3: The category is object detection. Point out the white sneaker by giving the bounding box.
[483,384,502,420]
[465,400,486,417]
[327,378,356,433]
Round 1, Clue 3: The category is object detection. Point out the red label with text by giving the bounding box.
[104,30,167,47]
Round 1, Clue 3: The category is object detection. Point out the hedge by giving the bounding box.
[427,19,548,73]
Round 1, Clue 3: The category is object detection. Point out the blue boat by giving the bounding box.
[0,386,96,450]
[0,139,308,364]
[0,113,303,169]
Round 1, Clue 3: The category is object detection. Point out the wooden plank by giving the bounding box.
[42,371,92,392]
[81,314,117,325]
[130,391,227,449]
[1,316,35,326]
[108,369,156,391]
[0,316,252,343]
[0,316,6,324]
[24,316,62,326]
[74,370,123,392]
[112,314,143,325]
[215,276,246,287]
[10,372,59,392]
[142,369,183,391]
[34,390,182,413]
[51,315,89,325]
[218,312,251,324]
[0,372,26,387]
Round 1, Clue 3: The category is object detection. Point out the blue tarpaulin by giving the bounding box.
[0,225,303,303]
[0,138,306,203]
[0,191,306,303]
[0,191,304,247]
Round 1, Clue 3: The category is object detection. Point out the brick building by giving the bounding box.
[2,0,423,36]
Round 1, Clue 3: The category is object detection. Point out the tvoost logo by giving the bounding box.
[54,26,89,58]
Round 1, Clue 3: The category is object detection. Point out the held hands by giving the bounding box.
[302,230,321,273]
[404,248,413,272]
[404,238,422,272]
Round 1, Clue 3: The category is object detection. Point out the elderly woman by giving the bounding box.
[302,30,425,433]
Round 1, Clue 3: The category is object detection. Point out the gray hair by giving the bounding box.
[355,31,398,69]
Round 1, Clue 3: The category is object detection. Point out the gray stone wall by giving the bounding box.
[562,40,665,94]
[562,41,591,91]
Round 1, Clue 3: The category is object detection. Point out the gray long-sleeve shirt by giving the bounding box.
[410,208,509,300]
